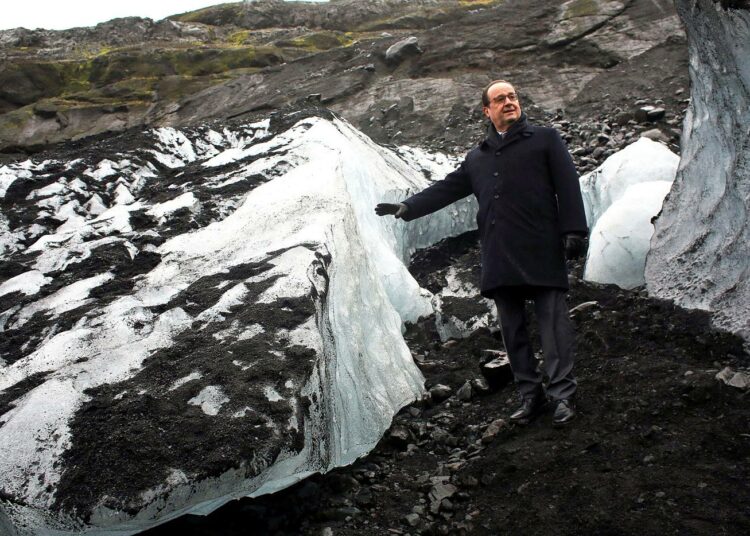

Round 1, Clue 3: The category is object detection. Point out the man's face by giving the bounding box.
[483,82,521,132]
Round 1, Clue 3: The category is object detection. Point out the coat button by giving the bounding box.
[493,171,499,177]
[494,194,499,199]
[491,219,496,225]
[495,151,501,156]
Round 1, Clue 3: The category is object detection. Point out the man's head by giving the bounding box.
[482,80,522,132]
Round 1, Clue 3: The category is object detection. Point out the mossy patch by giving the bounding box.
[274,31,355,52]
[355,11,454,32]
[168,3,244,25]
[1,44,285,113]
[227,30,254,46]
[87,46,285,85]
[0,61,92,107]
[562,0,609,19]
[459,0,504,7]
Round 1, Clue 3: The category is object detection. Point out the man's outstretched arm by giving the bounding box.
[375,160,472,221]
[375,203,409,219]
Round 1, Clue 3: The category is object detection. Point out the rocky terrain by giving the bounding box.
[144,237,750,536]
[0,0,687,160]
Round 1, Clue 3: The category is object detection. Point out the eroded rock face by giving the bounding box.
[0,110,476,535]
[0,0,688,156]
[645,0,750,339]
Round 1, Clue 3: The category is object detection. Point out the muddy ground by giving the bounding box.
[146,232,750,536]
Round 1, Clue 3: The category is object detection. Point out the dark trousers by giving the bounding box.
[493,286,577,401]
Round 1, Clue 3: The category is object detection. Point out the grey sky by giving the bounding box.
[0,1,328,31]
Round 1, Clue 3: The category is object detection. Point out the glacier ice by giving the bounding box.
[0,112,476,535]
[584,181,673,288]
[646,0,750,339]
[580,138,678,289]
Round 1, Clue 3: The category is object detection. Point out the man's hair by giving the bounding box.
[482,79,512,107]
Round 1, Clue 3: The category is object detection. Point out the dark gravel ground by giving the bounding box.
[146,233,750,536]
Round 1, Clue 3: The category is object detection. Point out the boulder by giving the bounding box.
[385,36,422,64]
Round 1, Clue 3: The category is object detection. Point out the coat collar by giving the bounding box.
[481,113,533,150]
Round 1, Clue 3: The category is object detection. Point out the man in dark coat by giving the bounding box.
[376,80,588,425]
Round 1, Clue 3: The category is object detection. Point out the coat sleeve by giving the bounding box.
[547,130,589,235]
[400,159,473,222]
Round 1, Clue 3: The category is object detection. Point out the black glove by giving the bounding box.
[375,203,408,219]
[563,233,588,260]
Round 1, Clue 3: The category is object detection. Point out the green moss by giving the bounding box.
[0,61,92,107]
[60,77,158,105]
[459,0,503,6]
[227,30,253,46]
[274,31,355,52]
[168,3,244,25]
[563,0,602,19]
[86,46,285,86]
[355,11,453,32]
[0,106,35,130]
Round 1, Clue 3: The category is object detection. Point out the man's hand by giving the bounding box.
[375,203,408,219]
[563,233,588,260]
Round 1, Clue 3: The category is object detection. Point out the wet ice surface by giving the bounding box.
[0,111,476,535]
[580,137,678,289]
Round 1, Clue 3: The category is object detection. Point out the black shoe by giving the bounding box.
[509,395,547,424]
[552,398,575,426]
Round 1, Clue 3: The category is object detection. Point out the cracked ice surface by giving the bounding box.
[0,114,476,535]
[585,181,673,288]
[581,138,678,289]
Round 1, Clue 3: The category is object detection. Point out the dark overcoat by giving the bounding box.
[402,114,588,296]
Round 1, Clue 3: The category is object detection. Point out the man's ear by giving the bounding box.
[482,106,490,119]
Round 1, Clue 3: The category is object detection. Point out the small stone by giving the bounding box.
[470,378,491,395]
[634,106,655,122]
[456,381,473,401]
[643,455,656,464]
[481,418,507,444]
[430,384,453,402]
[442,339,459,349]
[481,355,513,390]
[646,107,666,120]
[716,367,750,389]
[429,483,458,514]
[640,128,669,143]
[569,301,599,315]
[389,424,411,448]
[404,513,421,527]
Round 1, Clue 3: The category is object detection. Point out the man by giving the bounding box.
[375,80,588,426]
